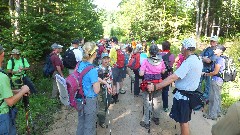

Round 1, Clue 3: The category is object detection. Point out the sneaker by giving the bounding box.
[119,89,126,94]
[99,123,106,128]
[140,121,145,127]
[144,124,150,129]
[152,117,160,125]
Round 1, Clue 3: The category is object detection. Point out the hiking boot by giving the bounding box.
[152,117,160,125]
[99,123,106,128]
[119,89,126,94]
[140,121,145,127]
[144,124,150,129]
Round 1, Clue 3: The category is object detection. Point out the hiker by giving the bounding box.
[199,36,218,100]
[0,45,30,135]
[159,41,175,112]
[211,101,240,135]
[7,49,37,94]
[147,38,203,135]
[109,37,125,103]
[132,44,143,97]
[64,39,83,74]
[203,45,226,120]
[131,38,137,49]
[96,53,113,128]
[175,53,185,69]
[139,44,166,129]
[76,42,100,135]
[50,43,64,98]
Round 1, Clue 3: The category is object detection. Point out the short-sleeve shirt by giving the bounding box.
[109,45,120,66]
[69,47,83,62]
[174,55,203,92]
[96,65,112,88]
[77,62,98,98]
[159,52,175,68]
[140,59,166,75]
[212,56,225,82]
[50,52,64,71]
[7,57,30,78]
[0,72,13,114]
[201,46,215,67]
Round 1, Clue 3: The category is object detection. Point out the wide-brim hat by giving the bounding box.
[11,49,20,54]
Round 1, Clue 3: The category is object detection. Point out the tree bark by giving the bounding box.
[204,0,210,37]
[195,0,200,39]
[198,0,204,39]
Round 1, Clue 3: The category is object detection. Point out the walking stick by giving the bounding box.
[131,78,133,93]
[23,95,35,135]
[148,91,152,133]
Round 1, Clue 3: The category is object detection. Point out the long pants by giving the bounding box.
[76,97,98,135]
[199,75,211,100]
[208,80,223,119]
[142,91,161,124]
[133,69,143,95]
[0,113,16,135]
[97,87,111,124]
[162,85,169,108]
[52,71,58,98]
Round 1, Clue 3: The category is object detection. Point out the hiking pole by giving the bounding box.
[148,91,152,133]
[106,84,112,135]
[23,95,35,135]
[130,78,133,93]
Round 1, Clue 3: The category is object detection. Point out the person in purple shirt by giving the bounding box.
[158,41,175,112]
[203,45,226,120]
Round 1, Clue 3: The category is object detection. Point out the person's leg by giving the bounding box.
[180,122,190,135]
[83,98,98,135]
[204,76,211,100]
[76,107,85,135]
[152,91,161,125]
[133,70,140,95]
[162,85,169,111]
[97,88,106,127]
[140,92,150,126]
[119,68,126,94]
[23,76,37,94]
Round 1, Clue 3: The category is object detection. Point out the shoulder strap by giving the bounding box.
[77,64,94,94]
[0,99,4,106]
[162,52,171,62]
[11,58,14,70]
[21,57,25,68]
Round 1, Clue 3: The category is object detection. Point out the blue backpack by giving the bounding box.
[43,54,55,77]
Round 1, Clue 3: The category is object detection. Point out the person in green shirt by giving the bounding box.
[0,45,30,134]
[7,49,37,93]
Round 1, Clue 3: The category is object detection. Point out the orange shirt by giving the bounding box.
[131,41,136,49]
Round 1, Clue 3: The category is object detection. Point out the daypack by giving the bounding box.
[11,57,25,70]
[97,44,105,59]
[116,49,125,68]
[43,54,55,77]
[220,56,237,82]
[127,53,140,70]
[62,48,77,69]
[63,63,94,109]
[161,52,173,79]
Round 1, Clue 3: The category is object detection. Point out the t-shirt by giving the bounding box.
[69,47,83,62]
[77,61,98,98]
[131,41,136,49]
[212,56,225,82]
[96,65,112,89]
[140,59,166,75]
[159,52,175,68]
[50,52,64,71]
[201,46,215,67]
[109,45,120,66]
[7,57,30,78]
[175,55,203,92]
[0,72,13,114]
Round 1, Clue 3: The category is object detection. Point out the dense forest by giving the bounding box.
[0,0,240,134]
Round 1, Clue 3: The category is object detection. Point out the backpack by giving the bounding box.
[127,53,140,70]
[97,44,105,59]
[116,49,125,68]
[56,63,94,109]
[11,57,25,70]
[161,52,173,79]
[62,48,77,69]
[43,54,55,77]
[220,56,237,82]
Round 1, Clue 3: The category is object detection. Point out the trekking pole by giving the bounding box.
[23,95,35,135]
[130,78,133,93]
[148,91,152,133]
[105,83,112,135]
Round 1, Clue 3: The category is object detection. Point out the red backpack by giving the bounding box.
[127,53,140,70]
[65,63,94,109]
[116,49,125,68]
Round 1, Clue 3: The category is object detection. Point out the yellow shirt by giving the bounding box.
[109,45,120,66]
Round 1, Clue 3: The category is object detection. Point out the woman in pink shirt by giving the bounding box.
[139,45,166,129]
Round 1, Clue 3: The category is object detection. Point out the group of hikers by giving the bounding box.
[0,35,239,135]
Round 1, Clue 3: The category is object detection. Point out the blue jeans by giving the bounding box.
[0,113,16,135]
[198,75,211,100]
[162,85,169,108]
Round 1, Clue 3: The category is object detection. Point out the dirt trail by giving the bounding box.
[46,76,216,135]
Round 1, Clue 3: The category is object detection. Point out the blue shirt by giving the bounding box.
[77,62,98,98]
[174,55,203,92]
[201,46,216,68]
[212,56,225,82]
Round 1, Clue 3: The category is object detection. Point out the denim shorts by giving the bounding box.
[169,98,192,123]
[112,67,124,85]
[0,113,17,135]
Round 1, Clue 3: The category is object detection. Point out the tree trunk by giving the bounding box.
[195,0,200,39]
[198,0,204,39]
[14,0,20,38]
[211,18,215,36]
[204,0,210,37]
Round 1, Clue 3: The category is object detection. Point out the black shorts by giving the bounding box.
[169,97,192,123]
[112,67,124,85]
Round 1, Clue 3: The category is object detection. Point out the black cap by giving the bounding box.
[215,45,226,52]
[110,37,118,43]
[72,39,80,45]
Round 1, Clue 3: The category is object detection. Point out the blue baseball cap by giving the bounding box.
[101,53,109,59]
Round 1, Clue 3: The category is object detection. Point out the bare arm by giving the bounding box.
[56,66,64,77]
[205,64,221,76]
[93,81,100,94]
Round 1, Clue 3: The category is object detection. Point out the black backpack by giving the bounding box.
[62,48,77,69]
[43,54,55,77]
[220,56,237,82]
[161,52,173,79]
